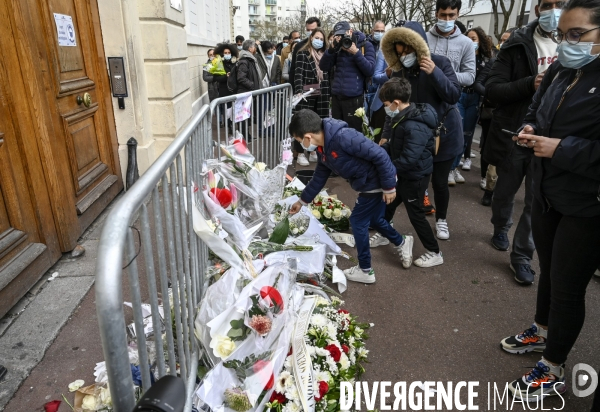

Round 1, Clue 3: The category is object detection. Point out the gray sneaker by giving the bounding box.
[369,232,390,248]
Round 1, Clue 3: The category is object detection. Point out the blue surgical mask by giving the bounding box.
[224,54,232,60]
[266,54,273,59]
[374,32,384,42]
[306,31,313,38]
[312,39,324,49]
[301,138,318,151]
[295,38,301,43]
[384,102,399,117]
[557,41,600,69]
[538,8,562,32]
[473,42,479,51]
[436,19,455,33]
[237,45,243,50]
[399,52,417,68]
[283,42,288,48]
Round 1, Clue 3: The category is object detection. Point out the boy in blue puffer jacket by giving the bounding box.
[374,78,444,268]
[288,109,414,284]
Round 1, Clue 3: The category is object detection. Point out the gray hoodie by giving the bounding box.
[427,27,476,87]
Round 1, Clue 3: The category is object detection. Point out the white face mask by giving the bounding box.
[400,52,417,68]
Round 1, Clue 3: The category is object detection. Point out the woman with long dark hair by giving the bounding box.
[212,43,239,128]
[293,28,330,165]
[499,0,600,402]
[450,26,493,183]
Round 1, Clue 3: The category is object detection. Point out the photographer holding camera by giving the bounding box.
[319,21,376,132]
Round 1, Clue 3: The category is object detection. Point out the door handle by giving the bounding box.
[76,92,92,108]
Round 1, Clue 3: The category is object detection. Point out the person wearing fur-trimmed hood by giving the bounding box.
[380,21,463,241]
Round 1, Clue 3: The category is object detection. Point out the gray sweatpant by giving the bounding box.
[491,146,536,265]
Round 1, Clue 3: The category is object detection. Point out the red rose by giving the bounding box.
[338,309,349,314]
[252,360,274,390]
[209,187,232,208]
[260,286,284,314]
[325,344,342,362]
[287,346,293,356]
[314,381,330,402]
[270,391,287,404]
[342,344,350,354]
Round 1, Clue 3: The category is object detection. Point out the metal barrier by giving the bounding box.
[95,84,293,412]
[209,84,293,169]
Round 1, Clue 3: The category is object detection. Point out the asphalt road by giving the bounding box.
[5,155,600,412]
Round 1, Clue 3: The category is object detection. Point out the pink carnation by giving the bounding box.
[249,315,272,335]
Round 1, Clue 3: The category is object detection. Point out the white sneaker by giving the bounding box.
[436,219,450,240]
[459,159,464,167]
[297,153,309,166]
[453,169,465,183]
[343,266,376,284]
[395,235,414,269]
[448,171,456,186]
[462,158,472,171]
[309,151,318,163]
[480,177,487,190]
[369,232,390,248]
[414,251,444,267]
[471,151,478,158]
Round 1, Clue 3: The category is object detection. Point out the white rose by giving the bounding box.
[255,162,267,172]
[68,379,85,392]
[210,335,236,359]
[323,209,333,219]
[311,209,321,219]
[354,107,365,117]
[81,394,99,411]
[316,297,329,306]
[292,227,299,235]
[332,208,342,218]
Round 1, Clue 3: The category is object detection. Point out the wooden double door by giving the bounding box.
[0,0,122,317]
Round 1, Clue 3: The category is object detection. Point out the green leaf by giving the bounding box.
[269,216,289,244]
[373,128,381,136]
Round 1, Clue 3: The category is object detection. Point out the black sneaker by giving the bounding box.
[500,323,547,354]
[511,263,536,285]
[492,232,509,251]
[481,190,493,206]
[509,360,566,402]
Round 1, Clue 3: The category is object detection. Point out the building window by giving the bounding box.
[467,20,474,29]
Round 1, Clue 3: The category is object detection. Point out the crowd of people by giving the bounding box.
[203,0,600,407]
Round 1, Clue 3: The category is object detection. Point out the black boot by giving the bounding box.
[481,189,493,206]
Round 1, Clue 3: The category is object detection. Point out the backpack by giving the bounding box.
[227,62,239,93]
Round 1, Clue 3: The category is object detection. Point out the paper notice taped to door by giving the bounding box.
[53,13,76,47]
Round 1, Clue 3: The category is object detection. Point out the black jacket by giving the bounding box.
[383,103,437,180]
[237,51,261,93]
[522,59,600,218]
[381,23,463,163]
[483,20,541,165]
[202,58,219,101]
[212,59,236,99]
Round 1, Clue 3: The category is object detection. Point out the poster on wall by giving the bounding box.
[53,13,76,47]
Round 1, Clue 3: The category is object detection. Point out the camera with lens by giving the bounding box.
[341,34,354,49]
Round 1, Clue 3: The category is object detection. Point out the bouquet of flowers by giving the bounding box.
[288,213,309,237]
[265,297,369,412]
[354,107,381,141]
[207,55,227,75]
[310,195,351,232]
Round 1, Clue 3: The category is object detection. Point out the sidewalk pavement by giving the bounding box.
[2,147,599,411]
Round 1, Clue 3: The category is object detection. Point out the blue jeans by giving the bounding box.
[350,194,404,270]
[452,91,480,169]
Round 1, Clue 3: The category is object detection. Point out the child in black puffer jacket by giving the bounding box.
[378,77,444,268]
